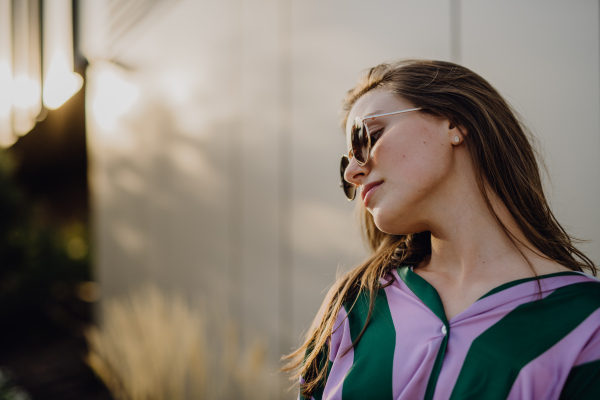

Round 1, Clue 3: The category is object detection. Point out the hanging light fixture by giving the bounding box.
[0,0,81,148]
[28,0,42,121]
[13,0,41,135]
[42,0,83,110]
[0,0,15,148]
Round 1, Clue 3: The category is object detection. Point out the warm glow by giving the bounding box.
[0,130,17,148]
[13,74,41,110]
[27,0,42,119]
[43,56,83,109]
[0,62,12,118]
[42,0,81,110]
[162,70,193,105]
[12,72,36,134]
[0,61,16,145]
[12,0,35,135]
[91,65,139,131]
[0,0,15,147]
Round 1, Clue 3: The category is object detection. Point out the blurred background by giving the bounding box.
[0,0,599,399]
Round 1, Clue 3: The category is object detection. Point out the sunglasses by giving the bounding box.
[339,107,422,200]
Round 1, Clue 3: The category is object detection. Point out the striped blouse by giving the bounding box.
[301,266,600,400]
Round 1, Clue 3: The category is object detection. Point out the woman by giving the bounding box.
[283,60,600,400]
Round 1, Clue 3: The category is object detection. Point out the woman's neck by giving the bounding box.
[417,186,566,289]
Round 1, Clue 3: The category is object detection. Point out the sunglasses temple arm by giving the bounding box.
[362,107,422,121]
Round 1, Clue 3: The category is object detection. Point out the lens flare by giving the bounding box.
[42,0,81,110]
[0,0,14,148]
[0,62,12,118]
[91,66,139,131]
[42,55,83,109]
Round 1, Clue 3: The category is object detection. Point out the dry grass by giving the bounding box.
[85,284,273,400]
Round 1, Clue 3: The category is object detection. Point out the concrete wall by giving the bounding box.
[81,0,600,398]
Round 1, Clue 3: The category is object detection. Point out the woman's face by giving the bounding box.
[344,88,461,235]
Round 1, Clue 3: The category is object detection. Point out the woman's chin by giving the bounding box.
[371,210,400,235]
[372,212,413,236]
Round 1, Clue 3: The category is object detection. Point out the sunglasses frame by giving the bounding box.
[340,107,422,201]
[340,154,356,200]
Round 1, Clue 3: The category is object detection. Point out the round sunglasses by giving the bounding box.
[339,107,422,200]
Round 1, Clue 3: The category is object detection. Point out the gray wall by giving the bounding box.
[81,0,600,398]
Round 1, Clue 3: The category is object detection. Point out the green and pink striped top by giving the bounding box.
[301,266,600,400]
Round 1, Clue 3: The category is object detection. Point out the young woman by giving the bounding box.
[284,60,600,400]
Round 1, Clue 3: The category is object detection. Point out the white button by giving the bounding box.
[441,325,448,335]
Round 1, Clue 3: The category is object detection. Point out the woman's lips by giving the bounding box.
[362,181,383,207]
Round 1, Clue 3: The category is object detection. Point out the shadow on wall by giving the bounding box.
[87,61,234,302]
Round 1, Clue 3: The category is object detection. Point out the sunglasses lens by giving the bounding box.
[340,155,356,200]
[350,117,369,164]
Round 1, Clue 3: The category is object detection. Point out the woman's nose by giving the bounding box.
[344,156,368,186]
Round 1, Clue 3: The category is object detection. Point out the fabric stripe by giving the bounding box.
[300,306,352,400]
[450,281,600,400]
[398,267,449,400]
[426,334,448,400]
[572,328,600,366]
[322,306,353,400]
[506,307,600,399]
[342,288,395,399]
[386,270,446,400]
[300,344,330,400]
[478,271,584,300]
[312,359,333,400]
[560,359,600,400]
[398,267,448,324]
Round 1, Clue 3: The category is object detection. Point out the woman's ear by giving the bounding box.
[448,120,466,145]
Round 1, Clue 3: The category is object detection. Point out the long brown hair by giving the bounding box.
[282,59,597,398]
